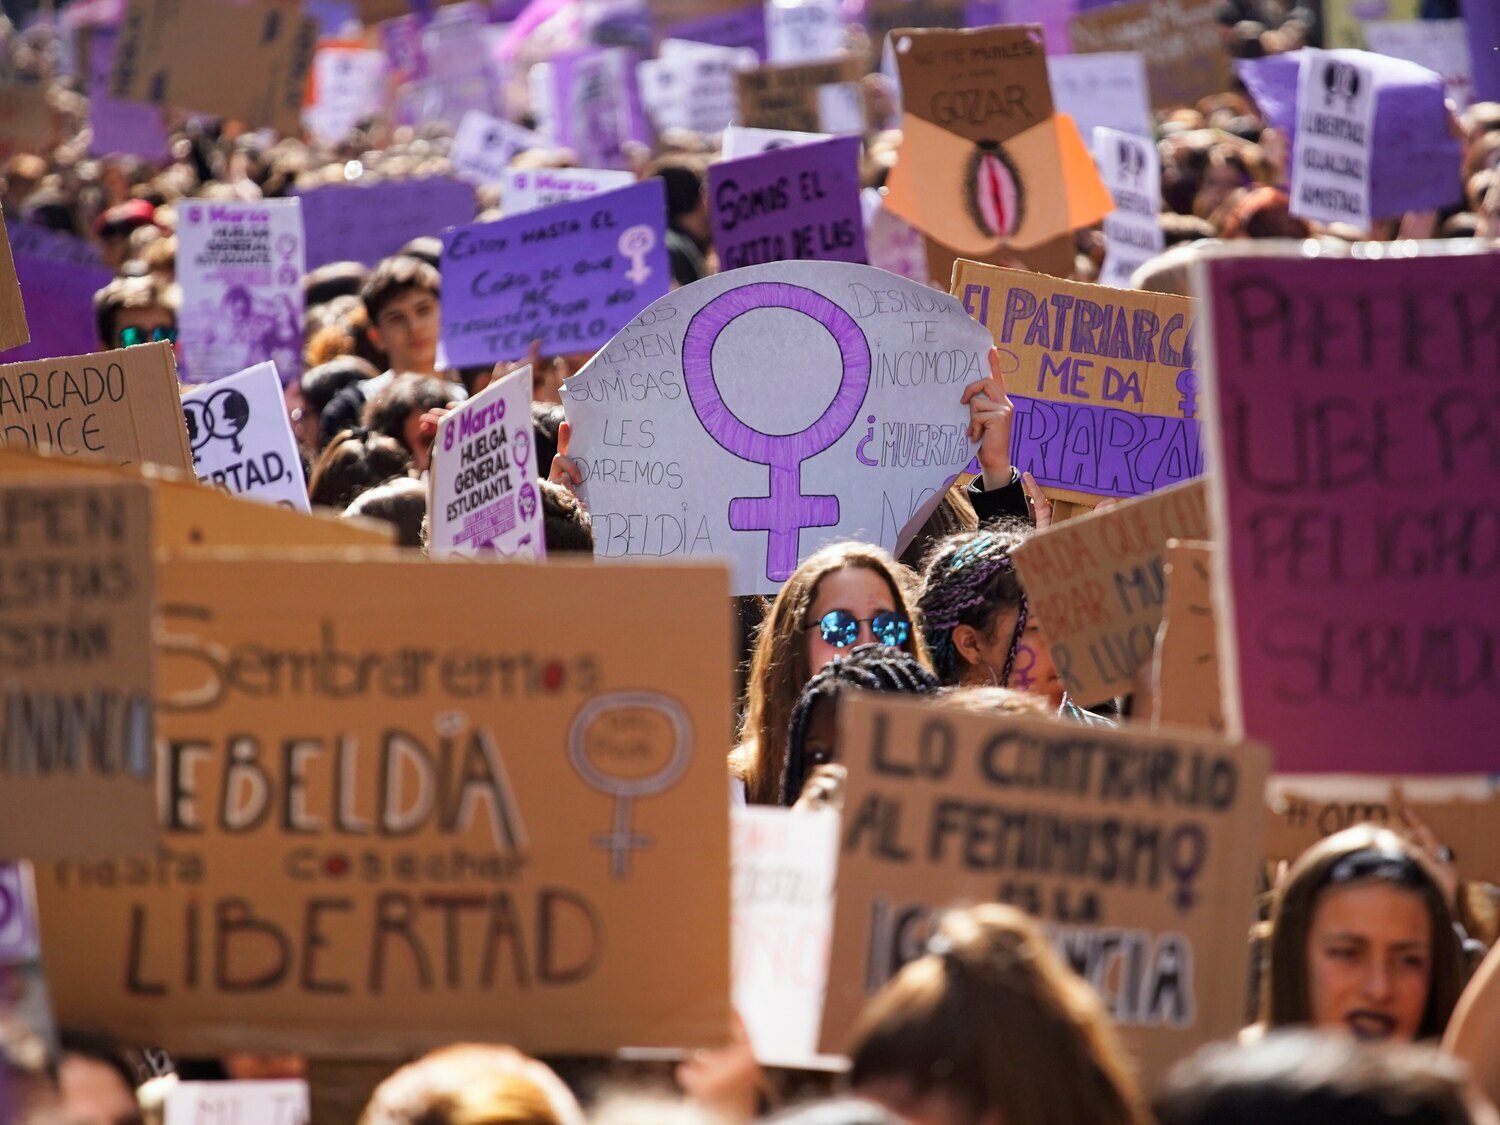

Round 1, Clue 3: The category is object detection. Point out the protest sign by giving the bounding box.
[638,42,752,136]
[85,28,171,161]
[1153,540,1223,736]
[1095,126,1164,289]
[560,260,989,594]
[0,865,40,961]
[721,125,831,158]
[882,26,1113,256]
[1009,479,1209,708]
[733,806,841,1071]
[952,261,1203,505]
[165,1081,309,1125]
[109,0,317,135]
[0,476,158,862]
[1046,52,1152,142]
[502,167,636,215]
[708,136,867,269]
[0,343,193,471]
[821,692,1270,1084]
[659,3,768,56]
[1469,0,1500,104]
[177,198,305,386]
[537,48,651,169]
[429,366,545,558]
[1288,49,1377,229]
[34,553,734,1055]
[305,47,388,145]
[451,111,545,187]
[181,363,310,513]
[0,215,27,354]
[766,0,845,64]
[1198,247,1500,773]
[4,225,113,365]
[1322,0,1418,50]
[294,179,477,270]
[0,85,52,163]
[862,188,931,287]
[864,0,964,54]
[736,57,867,134]
[440,180,671,366]
[1363,20,1473,111]
[1068,0,1230,111]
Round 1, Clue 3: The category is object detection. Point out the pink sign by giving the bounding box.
[1202,250,1500,774]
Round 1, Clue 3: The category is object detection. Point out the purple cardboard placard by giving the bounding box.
[547,47,650,169]
[293,178,478,268]
[2,227,113,363]
[1235,49,1463,219]
[86,28,171,161]
[440,179,671,365]
[709,136,867,269]
[1468,0,1500,104]
[661,2,768,57]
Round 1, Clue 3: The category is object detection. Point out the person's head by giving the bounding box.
[360,255,442,376]
[539,479,593,554]
[918,522,1060,706]
[308,427,412,510]
[57,1030,141,1125]
[344,475,428,548]
[850,905,1149,1125]
[645,155,710,246]
[735,542,928,805]
[362,373,457,473]
[92,274,179,352]
[1219,187,1312,240]
[222,284,253,320]
[298,356,379,450]
[781,643,940,805]
[1262,826,1464,1044]
[304,260,369,309]
[93,199,158,269]
[1154,1030,1491,1125]
[359,1043,582,1125]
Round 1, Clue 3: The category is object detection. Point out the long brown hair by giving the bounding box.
[731,542,927,805]
[850,904,1150,1125]
[1261,825,1465,1039]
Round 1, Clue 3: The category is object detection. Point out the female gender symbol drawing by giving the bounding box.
[681,282,871,583]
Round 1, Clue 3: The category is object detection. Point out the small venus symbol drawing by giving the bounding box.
[618,225,656,285]
[1175,369,1199,419]
[682,282,871,582]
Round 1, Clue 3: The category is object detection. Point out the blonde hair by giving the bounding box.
[359,1044,583,1125]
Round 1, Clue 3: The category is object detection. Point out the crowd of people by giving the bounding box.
[3,0,1500,1120]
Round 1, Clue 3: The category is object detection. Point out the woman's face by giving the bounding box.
[1306,881,1432,1043]
[977,609,1064,707]
[804,565,900,676]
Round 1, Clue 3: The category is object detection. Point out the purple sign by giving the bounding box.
[546,47,651,169]
[1469,0,1500,104]
[293,178,477,269]
[440,179,670,365]
[1236,49,1463,219]
[86,29,171,161]
[661,3,768,59]
[2,227,113,363]
[709,136,867,270]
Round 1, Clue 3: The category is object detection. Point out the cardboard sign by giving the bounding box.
[450,111,544,187]
[1046,52,1152,141]
[708,136,867,270]
[86,28,171,161]
[638,43,752,136]
[1067,0,1230,111]
[732,806,841,1071]
[951,261,1202,505]
[766,0,845,64]
[0,84,52,163]
[182,363,310,513]
[658,3,769,58]
[821,692,1270,1084]
[1009,478,1209,708]
[882,26,1113,255]
[109,0,317,134]
[0,343,193,472]
[560,260,989,594]
[1095,126,1163,290]
[305,47,388,145]
[165,1080,308,1125]
[429,365,545,558]
[294,179,477,270]
[4,225,113,366]
[1199,248,1500,773]
[1364,20,1473,111]
[502,168,636,215]
[440,180,671,366]
[177,199,305,386]
[721,125,831,158]
[736,56,867,134]
[1288,50,1377,229]
[34,553,733,1055]
[1152,539,1223,736]
[1469,0,1500,104]
[0,215,27,355]
[864,0,964,54]
[538,48,651,170]
[0,477,158,862]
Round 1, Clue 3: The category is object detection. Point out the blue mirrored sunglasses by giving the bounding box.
[805,609,911,649]
[118,325,178,348]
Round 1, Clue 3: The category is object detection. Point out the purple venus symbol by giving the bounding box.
[682,282,871,582]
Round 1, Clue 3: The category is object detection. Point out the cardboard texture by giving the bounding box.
[109,0,317,134]
[0,343,193,472]
[1199,249,1500,774]
[1067,0,1231,111]
[1152,539,1223,735]
[883,26,1112,255]
[0,448,394,550]
[0,476,159,861]
[736,57,866,133]
[924,231,1075,287]
[1009,478,1210,708]
[821,692,1270,1086]
[0,214,28,354]
[0,84,52,163]
[35,553,734,1056]
[950,261,1203,505]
